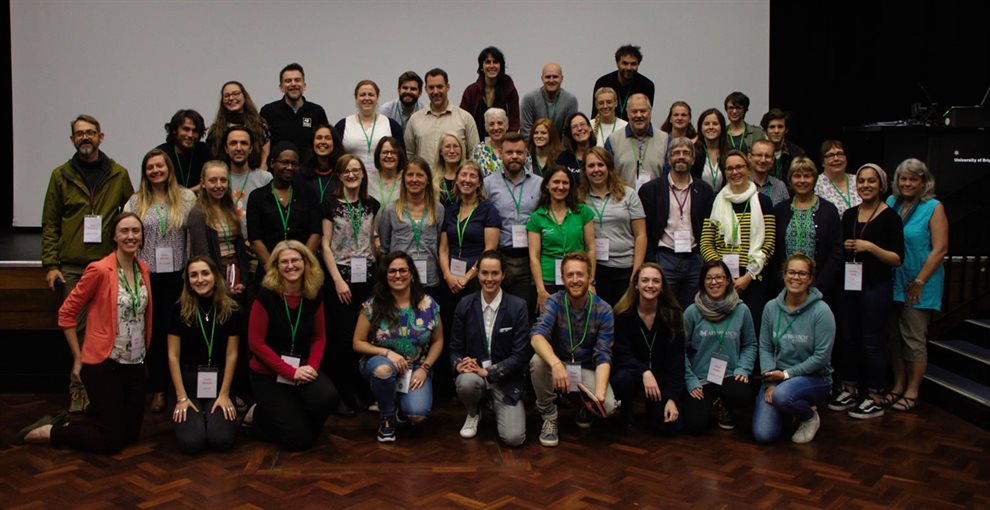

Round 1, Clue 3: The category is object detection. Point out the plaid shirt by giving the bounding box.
[531,291,614,368]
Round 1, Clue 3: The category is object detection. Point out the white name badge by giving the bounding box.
[482,360,492,388]
[450,258,468,278]
[707,354,728,386]
[595,237,609,261]
[414,259,428,282]
[723,254,741,279]
[196,367,218,399]
[226,263,239,291]
[276,354,301,385]
[83,215,102,243]
[511,224,528,248]
[554,258,563,285]
[350,258,367,283]
[155,247,175,273]
[844,262,863,291]
[396,368,413,394]
[636,173,651,191]
[674,229,692,253]
[565,362,582,393]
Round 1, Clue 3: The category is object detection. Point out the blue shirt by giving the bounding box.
[441,199,502,270]
[888,197,944,311]
[483,170,543,248]
[530,291,614,368]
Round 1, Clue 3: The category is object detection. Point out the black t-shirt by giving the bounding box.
[842,205,904,287]
[167,299,241,369]
[259,97,329,152]
[246,183,322,252]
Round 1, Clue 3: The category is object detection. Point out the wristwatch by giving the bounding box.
[421,362,433,374]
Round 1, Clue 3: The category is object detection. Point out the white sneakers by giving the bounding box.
[791,410,821,443]
[459,413,480,439]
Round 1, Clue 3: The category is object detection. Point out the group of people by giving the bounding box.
[17,44,948,454]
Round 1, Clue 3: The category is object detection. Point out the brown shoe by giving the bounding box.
[150,392,165,413]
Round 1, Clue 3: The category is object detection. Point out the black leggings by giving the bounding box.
[51,359,146,453]
[680,378,752,435]
[249,370,337,451]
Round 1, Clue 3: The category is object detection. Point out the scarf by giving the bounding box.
[694,288,740,323]
[710,181,766,276]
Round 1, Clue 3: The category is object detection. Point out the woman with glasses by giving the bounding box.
[723,91,766,154]
[352,252,444,442]
[753,253,835,444]
[682,260,757,434]
[814,140,861,217]
[206,81,270,169]
[472,108,511,178]
[556,113,596,178]
[368,137,405,211]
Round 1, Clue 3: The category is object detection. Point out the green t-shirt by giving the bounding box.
[526,204,594,282]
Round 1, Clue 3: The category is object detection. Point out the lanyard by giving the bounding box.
[791,198,815,249]
[272,184,293,239]
[406,207,426,249]
[282,294,304,355]
[360,115,378,153]
[378,174,398,206]
[218,220,233,252]
[196,306,217,367]
[317,176,332,203]
[345,199,364,243]
[618,89,631,118]
[532,155,543,177]
[772,309,798,348]
[705,311,734,353]
[175,148,192,187]
[627,136,651,176]
[729,200,751,245]
[440,178,455,203]
[828,175,853,208]
[705,148,720,188]
[455,203,477,254]
[639,326,656,357]
[727,126,746,150]
[501,172,524,219]
[564,294,594,362]
[591,194,610,228]
[596,120,617,143]
[230,170,250,203]
[153,203,168,237]
[117,260,141,319]
[671,184,689,220]
[853,202,881,240]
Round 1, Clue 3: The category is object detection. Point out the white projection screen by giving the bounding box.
[11,0,768,227]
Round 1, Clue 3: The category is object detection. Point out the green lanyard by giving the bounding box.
[705,311,735,353]
[406,207,426,249]
[639,326,656,357]
[345,199,364,243]
[272,184,292,239]
[532,155,543,177]
[196,306,217,367]
[218,221,233,252]
[627,136,651,176]
[729,200,751,247]
[282,294,304,355]
[378,174,398,206]
[360,116,378,153]
[618,90,631,118]
[705,148,720,187]
[564,294,594,362]
[728,126,746,150]
[772,309,798,349]
[175,148,192,187]
[828,176,853,208]
[501,173,524,219]
[117,260,141,319]
[455,203,477,255]
[230,170,250,203]
[440,178,455,203]
[317,176,332,203]
[597,120,617,144]
[153,203,168,237]
[591,194,610,228]
[791,199,815,250]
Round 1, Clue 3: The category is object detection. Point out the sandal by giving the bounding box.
[891,396,917,412]
[879,392,903,407]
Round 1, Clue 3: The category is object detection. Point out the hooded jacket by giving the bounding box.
[759,286,834,385]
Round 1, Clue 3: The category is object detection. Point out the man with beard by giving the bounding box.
[604,94,669,191]
[42,114,135,413]
[638,137,714,309]
[155,109,212,190]
[483,132,542,317]
[224,127,273,234]
[260,63,329,151]
[519,63,578,139]
[530,252,617,447]
[749,139,790,206]
[404,68,479,161]
[591,45,655,121]
[379,71,424,129]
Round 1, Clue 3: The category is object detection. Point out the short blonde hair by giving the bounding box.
[262,240,324,300]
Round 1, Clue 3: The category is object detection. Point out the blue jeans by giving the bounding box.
[752,376,829,444]
[361,355,433,420]
[656,250,703,310]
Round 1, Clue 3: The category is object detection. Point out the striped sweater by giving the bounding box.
[700,193,776,277]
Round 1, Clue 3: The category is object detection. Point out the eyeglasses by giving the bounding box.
[380,150,398,156]
[785,270,811,279]
[73,129,98,138]
[279,257,303,267]
[705,275,727,283]
[222,90,243,100]
[824,151,846,159]
[725,164,748,174]
[340,169,362,176]
[387,267,410,276]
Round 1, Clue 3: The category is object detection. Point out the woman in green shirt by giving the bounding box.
[526,165,596,312]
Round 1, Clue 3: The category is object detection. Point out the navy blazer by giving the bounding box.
[638,174,715,263]
[449,290,532,405]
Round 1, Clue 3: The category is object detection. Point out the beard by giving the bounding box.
[400,93,418,106]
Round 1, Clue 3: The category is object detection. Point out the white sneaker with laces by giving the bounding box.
[460,413,480,439]
[791,411,821,443]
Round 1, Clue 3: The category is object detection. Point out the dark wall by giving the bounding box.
[769,0,990,164]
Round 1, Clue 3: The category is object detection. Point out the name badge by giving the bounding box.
[511,225,528,248]
[482,359,492,388]
[636,173,651,192]
[723,254,741,279]
[565,362,582,393]
[414,259,428,282]
[350,257,367,283]
[554,259,563,285]
[707,353,729,386]
[155,247,175,273]
[196,366,218,399]
[450,258,468,278]
[595,238,609,261]
[276,353,301,385]
[844,262,863,291]
[226,263,240,291]
[83,215,102,243]
[673,229,692,253]
[396,368,413,394]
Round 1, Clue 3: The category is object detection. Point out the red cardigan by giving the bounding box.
[58,252,153,364]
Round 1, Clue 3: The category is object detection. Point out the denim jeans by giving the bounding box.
[751,375,829,444]
[361,355,433,420]
[656,250,703,311]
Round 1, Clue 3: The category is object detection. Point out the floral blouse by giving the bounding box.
[361,295,440,363]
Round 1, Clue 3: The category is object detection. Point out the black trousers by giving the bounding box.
[51,359,146,453]
[148,271,183,393]
[249,370,337,451]
[680,378,752,435]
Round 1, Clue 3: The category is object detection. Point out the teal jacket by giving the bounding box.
[759,287,834,385]
[683,303,757,392]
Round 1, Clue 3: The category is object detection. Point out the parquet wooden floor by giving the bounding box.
[1,394,988,509]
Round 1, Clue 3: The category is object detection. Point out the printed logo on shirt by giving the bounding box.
[303,117,312,128]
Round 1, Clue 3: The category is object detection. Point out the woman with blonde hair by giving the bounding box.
[434,132,465,206]
[590,87,627,148]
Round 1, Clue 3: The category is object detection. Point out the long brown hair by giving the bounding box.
[578,147,626,202]
[613,263,683,342]
[178,256,238,326]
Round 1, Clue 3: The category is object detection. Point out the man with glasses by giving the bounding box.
[749,139,790,206]
[42,114,135,413]
[605,94,669,191]
[638,137,714,309]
